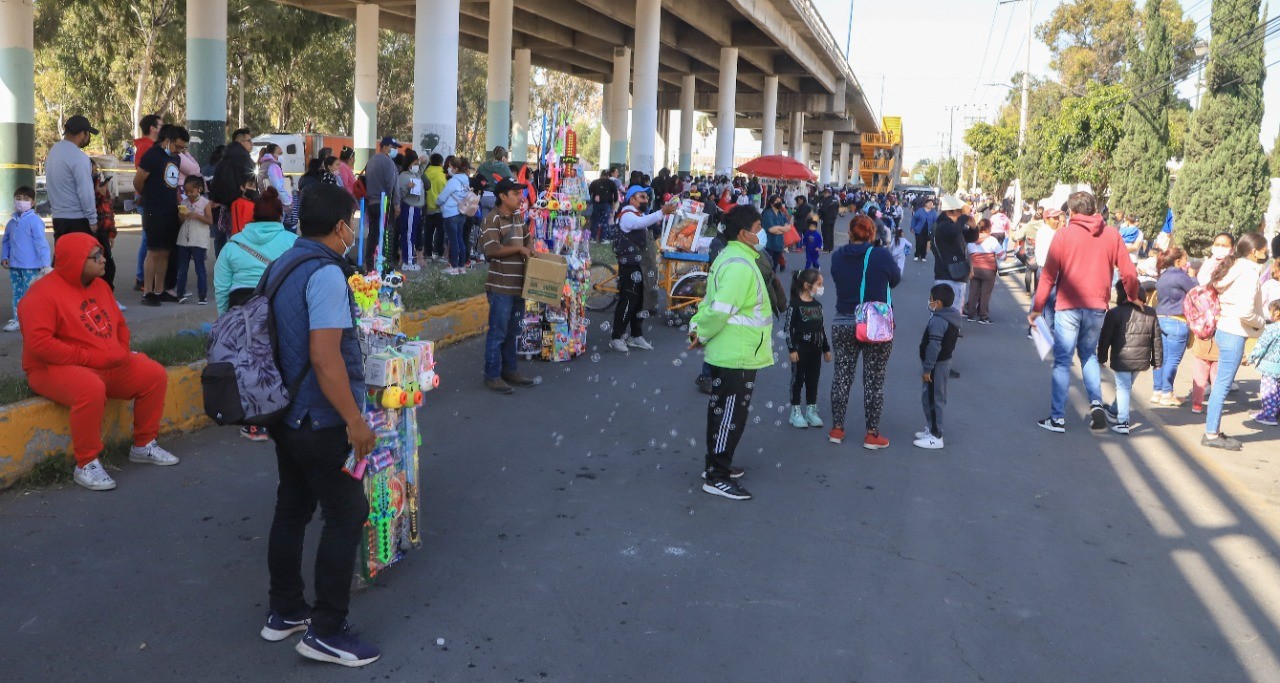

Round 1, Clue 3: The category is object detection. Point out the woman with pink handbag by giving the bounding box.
[827,214,901,449]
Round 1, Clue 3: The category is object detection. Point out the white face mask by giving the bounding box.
[338,222,355,255]
[748,231,766,253]
[14,199,32,213]
[410,165,420,173]
[813,286,824,298]
[1211,245,1231,259]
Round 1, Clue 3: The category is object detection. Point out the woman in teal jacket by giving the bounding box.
[213,189,298,314]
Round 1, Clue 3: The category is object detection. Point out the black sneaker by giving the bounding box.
[1037,417,1066,433]
[260,609,311,642]
[1110,422,1130,435]
[295,621,380,667]
[977,317,994,325]
[1089,402,1107,430]
[177,293,191,304]
[141,293,161,307]
[701,467,745,480]
[1103,404,1120,424]
[949,368,961,379]
[695,375,713,395]
[1201,434,1243,451]
[159,291,180,303]
[702,478,752,500]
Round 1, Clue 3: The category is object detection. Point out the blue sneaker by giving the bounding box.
[260,609,311,642]
[295,622,381,667]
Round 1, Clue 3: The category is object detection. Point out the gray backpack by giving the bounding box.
[201,254,324,426]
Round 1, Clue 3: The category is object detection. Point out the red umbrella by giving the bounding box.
[735,155,816,181]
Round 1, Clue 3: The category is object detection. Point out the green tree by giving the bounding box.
[1046,83,1127,199]
[1269,129,1280,177]
[1170,0,1270,254]
[939,157,960,194]
[964,122,1019,198]
[1110,0,1173,236]
[1019,125,1058,203]
[909,158,939,185]
[1037,0,1198,93]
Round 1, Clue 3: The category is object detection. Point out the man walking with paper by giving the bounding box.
[1028,191,1139,434]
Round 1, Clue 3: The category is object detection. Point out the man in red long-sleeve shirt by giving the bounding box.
[1027,191,1140,433]
[18,233,180,491]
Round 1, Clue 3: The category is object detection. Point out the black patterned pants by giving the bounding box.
[829,324,893,433]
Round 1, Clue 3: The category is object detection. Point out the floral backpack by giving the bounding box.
[855,247,895,343]
[1183,284,1220,340]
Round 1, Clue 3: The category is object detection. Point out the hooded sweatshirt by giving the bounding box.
[919,307,965,372]
[1033,213,1139,313]
[18,232,130,374]
[214,220,298,313]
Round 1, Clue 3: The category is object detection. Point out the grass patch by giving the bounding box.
[589,241,616,267]
[134,333,208,366]
[16,440,132,489]
[0,374,34,405]
[401,265,488,311]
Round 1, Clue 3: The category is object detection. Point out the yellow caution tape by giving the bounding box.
[0,163,39,170]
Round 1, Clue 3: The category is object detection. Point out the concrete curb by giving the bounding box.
[0,294,489,490]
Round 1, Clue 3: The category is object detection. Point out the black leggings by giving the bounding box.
[612,263,645,340]
[915,231,930,259]
[790,347,822,405]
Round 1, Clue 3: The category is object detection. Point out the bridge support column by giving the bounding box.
[186,0,226,163]
[353,3,379,169]
[486,0,512,153]
[678,74,695,176]
[790,112,804,161]
[600,81,614,170]
[819,130,834,185]
[0,0,35,216]
[715,47,738,177]
[760,75,778,156]
[413,0,458,160]
[512,47,530,165]
[838,142,850,186]
[629,0,660,176]
[609,48,630,170]
[802,143,810,167]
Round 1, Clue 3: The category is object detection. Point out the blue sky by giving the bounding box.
[810,0,1280,162]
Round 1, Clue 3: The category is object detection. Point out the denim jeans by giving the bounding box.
[484,292,522,380]
[1154,317,1189,394]
[135,230,148,282]
[1111,370,1135,423]
[174,245,207,299]
[1050,308,1106,419]
[1205,330,1247,435]
[445,214,468,268]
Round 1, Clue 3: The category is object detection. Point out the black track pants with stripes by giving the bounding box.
[705,366,757,480]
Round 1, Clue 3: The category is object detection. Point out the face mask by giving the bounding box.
[813,286,824,298]
[338,222,355,255]
[244,189,260,202]
[14,199,32,213]
[388,148,398,159]
[638,203,650,213]
[1211,245,1231,259]
[749,231,766,253]
[410,165,420,173]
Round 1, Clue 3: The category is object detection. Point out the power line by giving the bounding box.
[969,0,1005,101]
[985,4,1020,87]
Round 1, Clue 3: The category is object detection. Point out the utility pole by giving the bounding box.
[845,0,854,61]
[998,0,1033,219]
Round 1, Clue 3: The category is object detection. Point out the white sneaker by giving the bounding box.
[914,428,932,440]
[116,300,128,312]
[129,440,180,466]
[608,338,629,353]
[913,434,945,450]
[2,319,18,332]
[1149,391,1165,405]
[626,336,654,351]
[74,459,117,491]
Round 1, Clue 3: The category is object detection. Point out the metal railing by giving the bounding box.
[861,132,898,147]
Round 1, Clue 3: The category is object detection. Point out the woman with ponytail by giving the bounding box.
[1203,232,1270,450]
[1151,247,1196,407]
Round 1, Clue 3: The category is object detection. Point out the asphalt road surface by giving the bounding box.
[3,249,1280,682]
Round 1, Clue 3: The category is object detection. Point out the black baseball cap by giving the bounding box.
[64,115,99,136]
[494,179,522,196]
[380,136,401,148]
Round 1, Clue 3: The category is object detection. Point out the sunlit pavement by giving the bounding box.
[2,247,1280,682]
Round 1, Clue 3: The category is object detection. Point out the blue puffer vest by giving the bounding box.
[266,239,363,430]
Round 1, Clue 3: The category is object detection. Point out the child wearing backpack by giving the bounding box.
[1099,281,1163,434]
[1245,300,1280,426]
[785,268,830,429]
[915,284,963,449]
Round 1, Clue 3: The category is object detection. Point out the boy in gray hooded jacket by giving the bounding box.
[917,284,964,449]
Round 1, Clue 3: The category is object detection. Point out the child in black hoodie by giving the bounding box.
[1099,280,1163,435]
[916,284,964,449]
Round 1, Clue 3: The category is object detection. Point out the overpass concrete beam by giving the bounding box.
[724,0,836,94]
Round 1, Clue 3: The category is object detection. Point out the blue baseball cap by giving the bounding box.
[624,185,651,203]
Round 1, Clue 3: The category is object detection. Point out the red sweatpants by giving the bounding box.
[27,354,168,467]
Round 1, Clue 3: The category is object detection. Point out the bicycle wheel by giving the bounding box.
[586,263,619,311]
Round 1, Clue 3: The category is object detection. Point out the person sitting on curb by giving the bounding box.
[18,232,178,491]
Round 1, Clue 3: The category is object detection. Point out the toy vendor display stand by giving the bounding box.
[344,214,441,586]
[518,122,591,362]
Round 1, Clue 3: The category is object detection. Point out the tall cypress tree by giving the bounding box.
[1111,0,1173,238]
[1170,0,1270,254]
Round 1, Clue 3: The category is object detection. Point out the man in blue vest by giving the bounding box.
[260,182,380,667]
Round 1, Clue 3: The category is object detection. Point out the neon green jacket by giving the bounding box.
[691,240,774,370]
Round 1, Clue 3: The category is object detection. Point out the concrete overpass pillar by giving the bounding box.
[609,48,630,170]
[486,0,513,153]
[630,0,660,175]
[715,47,738,177]
[819,130,834,185]
[790,112,804,161]
[0,0,35,218]
[186,0,227,163]
[353,3,379,169]
[512,47,530,165]
[838,142,850,186]
[600,81,613,170]
[802,143,810,167]
[678,74,695,176]
[413,0,459,160]
[761,75,778,156]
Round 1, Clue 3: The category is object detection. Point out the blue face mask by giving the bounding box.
[388,148,398,159]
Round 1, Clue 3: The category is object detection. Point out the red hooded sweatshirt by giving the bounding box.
[18,232,131,374]
[1033,213,1139,313]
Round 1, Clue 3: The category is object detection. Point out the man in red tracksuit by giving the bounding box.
[18,232,180,491]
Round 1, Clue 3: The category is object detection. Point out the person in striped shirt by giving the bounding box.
[479,179,536,394]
